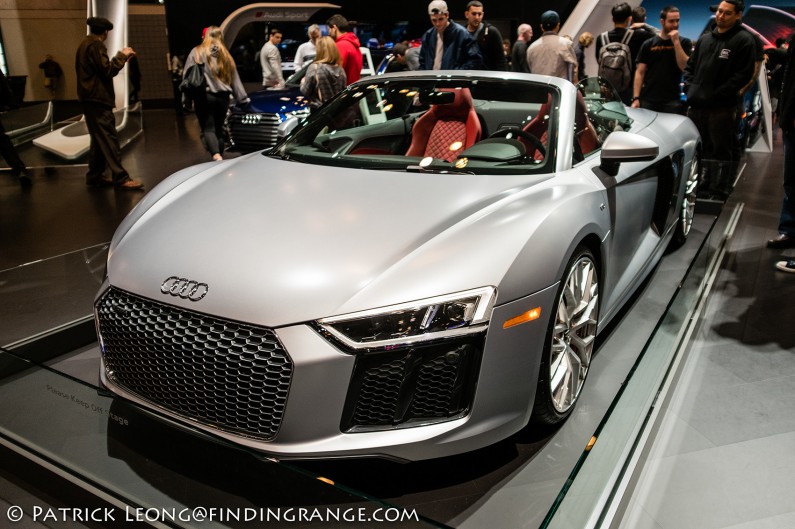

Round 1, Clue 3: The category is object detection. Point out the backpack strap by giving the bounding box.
[620,29,634,45]
[600,31,610,48]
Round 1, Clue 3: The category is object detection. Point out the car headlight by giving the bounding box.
[317,287,496,351]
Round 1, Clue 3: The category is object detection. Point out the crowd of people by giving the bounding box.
[2,2,793,275]
[194,0,794,273]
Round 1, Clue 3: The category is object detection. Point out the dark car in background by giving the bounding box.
[228,48,375,152]
[227,65,311,153]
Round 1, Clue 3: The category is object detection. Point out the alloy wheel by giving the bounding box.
[680,157,699,238]
[549,255,599,413]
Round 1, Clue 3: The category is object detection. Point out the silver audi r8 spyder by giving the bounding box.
[95,72,700,462]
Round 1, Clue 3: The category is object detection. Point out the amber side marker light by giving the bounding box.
[317,477,335,485]
[503,307,542,329]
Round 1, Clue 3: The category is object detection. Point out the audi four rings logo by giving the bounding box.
[242,114,262,124]
[161,276,209,301]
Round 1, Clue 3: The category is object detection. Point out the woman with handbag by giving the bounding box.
[300,36,346,113]
[183,26,249,161]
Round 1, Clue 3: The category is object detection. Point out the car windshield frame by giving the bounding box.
[284,62,312,86]
[272,76,561,175]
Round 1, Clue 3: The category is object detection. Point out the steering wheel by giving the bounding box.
[488,127,546,157]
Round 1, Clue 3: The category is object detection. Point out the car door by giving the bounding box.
[575,78,663,311]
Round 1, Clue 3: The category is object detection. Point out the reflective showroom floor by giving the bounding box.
[1,109,794,529]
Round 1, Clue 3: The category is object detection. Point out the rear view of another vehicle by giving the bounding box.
[229,47,377,152]
[227,66,311,152]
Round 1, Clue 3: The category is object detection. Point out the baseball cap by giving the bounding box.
[87,17,113,31]
[428,0,448,15]
[540,10,560,30]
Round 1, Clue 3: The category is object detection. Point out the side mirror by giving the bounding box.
[277,116,301,139]
[600,131,659,176]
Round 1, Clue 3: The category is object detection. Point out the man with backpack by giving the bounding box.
[594,2,655,104]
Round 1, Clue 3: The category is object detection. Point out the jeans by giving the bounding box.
[641,99,685,115]
[687,106,735,164]
[688,106,738,197]
[83,101,129,183]
[194,91,231,157]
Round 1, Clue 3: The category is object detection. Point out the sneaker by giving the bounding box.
[115,178,145,190]
[775,260,795,273]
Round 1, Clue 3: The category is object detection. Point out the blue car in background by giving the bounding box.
[227,65,311,153]
[228,48,376,152]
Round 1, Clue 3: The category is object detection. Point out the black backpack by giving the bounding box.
[598,30,634,92]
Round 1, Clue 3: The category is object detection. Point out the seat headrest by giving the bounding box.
[427,88,474,121]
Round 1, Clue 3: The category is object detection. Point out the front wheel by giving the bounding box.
[532,247,600,424]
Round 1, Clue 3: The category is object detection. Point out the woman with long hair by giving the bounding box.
[184,26,249,160]
[300,36,346,112]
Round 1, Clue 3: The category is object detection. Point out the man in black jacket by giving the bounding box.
[511,24,533,73]
[683,0,756,200]
[464,1,506,71]
[769,33,795,258]
[76,17,143,190]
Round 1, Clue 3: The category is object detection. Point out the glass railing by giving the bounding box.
[0,243,107,350]
[0,350,441,528]
[4,101,54,145]
[541,203,734,528]
[0,245,443,528]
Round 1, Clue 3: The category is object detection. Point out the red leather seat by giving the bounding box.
[522,97,552,161]
[575,91,600,157]
[406,88,481,162]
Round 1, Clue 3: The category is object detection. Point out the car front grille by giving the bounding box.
[227,108,308,152]
[96,287,293,440]
[342,337,483,432]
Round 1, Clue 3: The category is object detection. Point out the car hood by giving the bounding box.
[244,85,305,114]
[108,155,554,327]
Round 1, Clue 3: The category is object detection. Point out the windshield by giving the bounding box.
[274,77,559,175]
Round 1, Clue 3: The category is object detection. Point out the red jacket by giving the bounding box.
[335,32,362,85]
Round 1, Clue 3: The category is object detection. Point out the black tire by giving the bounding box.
[532,246,600,424]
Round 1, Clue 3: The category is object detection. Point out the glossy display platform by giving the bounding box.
[0,199,722,527]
